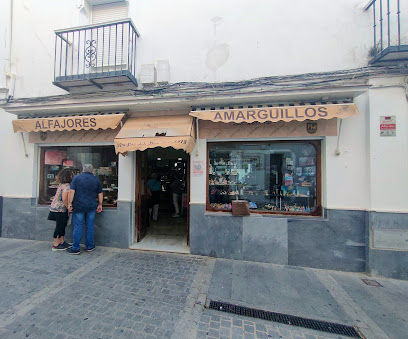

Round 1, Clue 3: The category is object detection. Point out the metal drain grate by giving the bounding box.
[209,300,363,338]
[361,279,383,287]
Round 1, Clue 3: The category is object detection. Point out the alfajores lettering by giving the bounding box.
[34,117,99,131]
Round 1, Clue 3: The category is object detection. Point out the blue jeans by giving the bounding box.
[72,211,96,251]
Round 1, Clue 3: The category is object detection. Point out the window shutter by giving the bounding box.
[92,2,128,24]
[91,2,129,69]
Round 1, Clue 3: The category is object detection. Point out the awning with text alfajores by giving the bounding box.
[12,113,125,133]
[189,103,359,123]
[114,115,196,155]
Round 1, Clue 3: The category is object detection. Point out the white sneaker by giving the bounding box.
[172,213,180,218]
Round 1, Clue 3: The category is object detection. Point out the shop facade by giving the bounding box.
[3,113,134,248]
[2,71,408,282]
[1,0,408,281]
[3,110,198,250]
[185,77,408,281]
[188,101,367,271]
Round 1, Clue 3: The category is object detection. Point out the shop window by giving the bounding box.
[208,141,321,216]
[39,146,118,207]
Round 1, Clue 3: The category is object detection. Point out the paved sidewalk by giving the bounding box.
[207,260,408,339]
[0,238,407,339]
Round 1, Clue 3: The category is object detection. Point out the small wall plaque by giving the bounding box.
[307,122,317,134]
[380,116,396,136]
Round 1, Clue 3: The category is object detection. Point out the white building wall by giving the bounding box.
[190,139,207,204]
[9,0,76,99]
[324,93,371,210]
[0,1,10,93]
[368,77,408,213]
[117,152,135,202]
[0,108,36,197]
[129,0,371,84]
[6,0,372,99]
[1,0,408,215]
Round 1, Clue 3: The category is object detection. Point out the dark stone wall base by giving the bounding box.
[190,205,408,280]
[0,196,3,237]
[288,209,366,272]
[368,212,408,280]
[190,205,366,271]
[2,198,408,280]
[1,198,132,249]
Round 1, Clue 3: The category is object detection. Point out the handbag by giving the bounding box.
[48,211,57,221]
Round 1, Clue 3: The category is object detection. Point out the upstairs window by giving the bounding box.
[91,2,128,24]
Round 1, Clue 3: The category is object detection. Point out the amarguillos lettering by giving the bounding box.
[211,106,330,122]
[317,107,328,117]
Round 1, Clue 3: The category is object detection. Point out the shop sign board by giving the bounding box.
[190,103,359,124]
[114,136,196,154]
[12,114,124,133]
[380,116,396,137]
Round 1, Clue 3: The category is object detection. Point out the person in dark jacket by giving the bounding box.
[169,174,182,217]
[67,164,103,254]
[147,173,161,221]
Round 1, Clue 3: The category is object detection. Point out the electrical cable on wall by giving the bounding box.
[2,65,408,106]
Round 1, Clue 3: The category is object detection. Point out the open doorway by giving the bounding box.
[131,148,189,253]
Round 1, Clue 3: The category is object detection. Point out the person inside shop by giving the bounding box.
[169,174,182,218]
[66,164,103,255]
[147,173,161,221]
[48,168,75,251]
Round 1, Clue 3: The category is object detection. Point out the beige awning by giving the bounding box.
[12,113,125,133]
[114,115,196,155]
[189,103,359,123]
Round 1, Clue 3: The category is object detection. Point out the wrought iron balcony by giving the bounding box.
[54,19,139,92]
[365,0,408,64]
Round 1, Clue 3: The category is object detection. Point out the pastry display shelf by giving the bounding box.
[279,195,313,198]
[210,173,238,175]
[209,183,250,187]
[212,194,239,196]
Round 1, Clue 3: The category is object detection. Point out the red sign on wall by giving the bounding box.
[380,116,396,137]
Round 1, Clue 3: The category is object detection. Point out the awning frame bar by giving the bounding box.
[20,132,28,157]
[195,117,200,156]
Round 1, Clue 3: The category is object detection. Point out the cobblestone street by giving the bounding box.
[0,238,406,339]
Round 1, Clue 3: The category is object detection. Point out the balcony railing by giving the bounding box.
[365,0,408,64]
[54,19,139,91]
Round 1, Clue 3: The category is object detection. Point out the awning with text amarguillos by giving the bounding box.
[114,115,196,155]
[189,103,359,123]
[12,113,125,133]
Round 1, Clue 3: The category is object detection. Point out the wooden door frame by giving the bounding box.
[134,149,191,246]
[134,150,149,242]
[186,155,190,246]
[134,150,142,242]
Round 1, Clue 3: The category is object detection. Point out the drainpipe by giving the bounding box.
[5,0,15,101]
